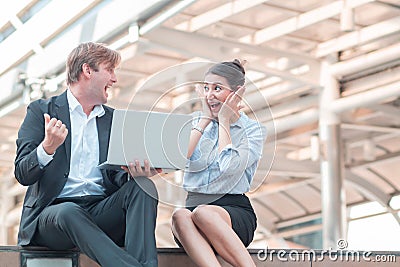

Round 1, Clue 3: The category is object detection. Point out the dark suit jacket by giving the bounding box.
[14,90,128,245]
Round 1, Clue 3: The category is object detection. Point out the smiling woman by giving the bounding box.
[171,59,267,267]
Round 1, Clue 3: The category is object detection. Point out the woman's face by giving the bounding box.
[203,73,233,118]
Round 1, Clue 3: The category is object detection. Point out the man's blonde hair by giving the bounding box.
[66,42,121,85]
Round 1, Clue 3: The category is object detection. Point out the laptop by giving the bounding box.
[98,109,192,172]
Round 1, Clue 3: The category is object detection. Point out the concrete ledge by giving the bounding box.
[1,246,399,266]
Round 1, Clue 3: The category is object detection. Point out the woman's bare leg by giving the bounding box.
[192,205,256,267]
[172,208,221,267]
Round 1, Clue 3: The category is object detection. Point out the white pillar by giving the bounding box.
[0,170,14,244]
[319,60,347,249]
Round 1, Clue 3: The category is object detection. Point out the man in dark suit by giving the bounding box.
[14,42,160,267]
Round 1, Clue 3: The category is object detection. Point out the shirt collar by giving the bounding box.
[67,89,105,118]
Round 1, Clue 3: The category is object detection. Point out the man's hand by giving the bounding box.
[42,113,68,155]
[121,159,162,178]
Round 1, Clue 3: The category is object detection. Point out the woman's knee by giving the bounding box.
[192,205,225,229]
[171,209,192,232]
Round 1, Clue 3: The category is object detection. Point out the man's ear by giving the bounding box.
[82,63,91,76]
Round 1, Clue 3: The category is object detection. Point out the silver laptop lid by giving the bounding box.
[101,109,192,170]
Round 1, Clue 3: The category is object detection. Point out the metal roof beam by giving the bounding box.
[345,170,391,206]
[369,104,400,122]
[330,80,400,114]
[262,156,320,175]
[252,178,314,197]
[0,0,31,28]
[264,108,319,134]
[266,79,400,134]
[349,150,400,169]
[315,16,400,58]
[341,123,400,134]
[345,169,400,225]
[240,0,374,45]
[175,0,268,32]
[330,42,400,77]
[0,0,100,76]
[252,94,318,122]
[347,132,399,149]
[144,27,320,87]
[149,26,318,64]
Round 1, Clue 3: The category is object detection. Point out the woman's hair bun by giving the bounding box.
[232,59,246,75]
[206,59,247,89]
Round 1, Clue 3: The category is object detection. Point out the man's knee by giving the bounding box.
[131,177,158,201]
[41,202,87,228]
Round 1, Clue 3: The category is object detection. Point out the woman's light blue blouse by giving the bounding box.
[183,112,266,194]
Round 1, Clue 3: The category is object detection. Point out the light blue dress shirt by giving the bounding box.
[183,112,266,194]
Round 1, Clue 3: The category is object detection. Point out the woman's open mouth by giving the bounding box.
[209,102,221,111]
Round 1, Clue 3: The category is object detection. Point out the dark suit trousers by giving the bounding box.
[31,177,158,267]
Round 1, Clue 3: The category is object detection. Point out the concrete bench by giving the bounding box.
[1,246,399,266]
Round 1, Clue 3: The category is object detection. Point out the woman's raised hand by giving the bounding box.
[195,84,213,120]
[218,85,245,124]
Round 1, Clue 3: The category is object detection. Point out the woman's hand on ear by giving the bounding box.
[195,84,213,120]
[218,85,245,124]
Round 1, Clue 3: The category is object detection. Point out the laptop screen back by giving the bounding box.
[103,109,192,170]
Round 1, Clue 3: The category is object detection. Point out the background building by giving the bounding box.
[0,0,399,251]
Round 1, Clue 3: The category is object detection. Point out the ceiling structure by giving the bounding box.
[0,0,399,249]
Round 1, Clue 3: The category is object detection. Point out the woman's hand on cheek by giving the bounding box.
[219,86,245,123]
[196,84,213,120]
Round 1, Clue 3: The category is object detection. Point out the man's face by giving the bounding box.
[88,62,117,105]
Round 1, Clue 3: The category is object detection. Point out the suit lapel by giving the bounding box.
[54,91,72,164]
[97,107,113,164]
